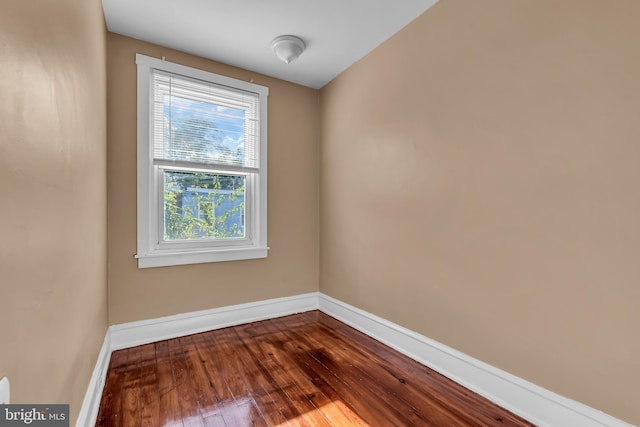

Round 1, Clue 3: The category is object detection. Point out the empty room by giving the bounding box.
[1,0,638,426]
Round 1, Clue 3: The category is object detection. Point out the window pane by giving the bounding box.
[163,96,247,165]
[163,170,246,241]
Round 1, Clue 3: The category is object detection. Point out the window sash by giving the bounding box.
[153,166,255,251]
[151,70,260,169]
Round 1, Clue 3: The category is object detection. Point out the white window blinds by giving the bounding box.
[151,70,260,170]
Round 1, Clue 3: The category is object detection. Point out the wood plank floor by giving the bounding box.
[96,311,535,426]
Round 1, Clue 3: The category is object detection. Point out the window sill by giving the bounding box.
[135,246,269,268]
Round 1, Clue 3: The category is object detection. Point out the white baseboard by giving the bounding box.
[109,292,319,350]
[77,292,634,427]
[318,294,634,427]
[76,331,111,427]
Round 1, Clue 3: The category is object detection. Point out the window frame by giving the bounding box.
[135,54,269,268]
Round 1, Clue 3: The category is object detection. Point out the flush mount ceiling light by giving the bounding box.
[271,35,306,64]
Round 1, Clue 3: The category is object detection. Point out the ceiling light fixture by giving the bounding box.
[271,35,306,64]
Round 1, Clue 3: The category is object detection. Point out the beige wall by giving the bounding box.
[3,0,637,423]
[107,34,320,324]
[0,0,108,424]
[320,0,640,424]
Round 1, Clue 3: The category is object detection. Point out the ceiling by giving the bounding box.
[102,0,438,89]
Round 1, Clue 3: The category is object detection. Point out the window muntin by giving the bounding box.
[135,54,268,268]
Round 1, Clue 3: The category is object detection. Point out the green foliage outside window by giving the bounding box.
[164,172,245,240]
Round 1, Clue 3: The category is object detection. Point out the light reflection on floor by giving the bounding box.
[167,397,370,426]
[274,399,370,426]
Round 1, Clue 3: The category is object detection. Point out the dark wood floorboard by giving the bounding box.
[96,311,536,426]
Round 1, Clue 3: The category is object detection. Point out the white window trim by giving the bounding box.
[135,54,269,268]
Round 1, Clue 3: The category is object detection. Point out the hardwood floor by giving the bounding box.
[96,311,535,426]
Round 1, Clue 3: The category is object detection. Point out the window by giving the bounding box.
[135,54,268,268]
